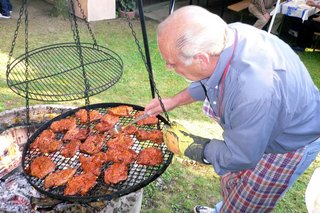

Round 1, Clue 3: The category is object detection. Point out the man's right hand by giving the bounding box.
[144,98,173,116]
[144,89,196,116]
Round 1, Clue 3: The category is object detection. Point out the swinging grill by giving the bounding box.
[7,42,123,101]
[6,0,172,203]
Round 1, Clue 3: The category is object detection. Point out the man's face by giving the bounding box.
[158,37,215,82]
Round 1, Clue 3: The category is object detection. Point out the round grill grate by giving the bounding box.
[22,103,173,202]
[7,43,123,102]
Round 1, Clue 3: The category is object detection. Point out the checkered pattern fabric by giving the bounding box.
[203,98,215,119]
[219,147,305,212]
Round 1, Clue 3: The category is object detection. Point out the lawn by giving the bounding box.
[0,0,319,212]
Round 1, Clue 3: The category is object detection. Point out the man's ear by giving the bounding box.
[194,53,209,65]
[194,53,211,71]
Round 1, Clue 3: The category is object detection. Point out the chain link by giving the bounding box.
[6,1,26,76]
[69,0,91,132]
[74,0,97,46]
[124,3,171,124]
[6,0,32,138]
[24,1,30,139]
[7,0,30,138]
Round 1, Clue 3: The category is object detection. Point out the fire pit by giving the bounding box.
[0,105,143,212]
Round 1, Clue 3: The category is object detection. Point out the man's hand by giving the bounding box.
[162,121,210,164]
[263,13,271,21]
[144,89,196,116]
[306,0,316,7]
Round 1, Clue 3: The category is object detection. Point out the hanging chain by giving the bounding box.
[6,0,31,139]
[6,0,27,78]
[24,1,30,139]
[69,0,91,131]
[123,5,171,124]
[74,0,97,46]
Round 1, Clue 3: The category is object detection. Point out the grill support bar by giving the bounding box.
[137,0,155,99]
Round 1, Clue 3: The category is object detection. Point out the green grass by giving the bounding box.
[0,1,320,212]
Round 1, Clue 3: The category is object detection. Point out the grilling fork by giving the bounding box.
[110,113,150,134]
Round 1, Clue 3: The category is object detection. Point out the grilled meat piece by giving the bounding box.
[44,168,77,189]
[31,129,62,153]
[135,111,158,125]
[79,152,107,176]
[108,105,133,116]
[95,114,120,133]
[62,127,88,142]
[100,113,119,125]
[30,156,56,179]
[80,134,106,155]
[75,109,102,123]
[121,125,138,135]
[64,172,97,196]
[104,163,129,185]
[30,129,55,149]
[60,139,81,158]
[50,117,76,133]
[95,122,113,133]
[137,147,163,166]
[105,148,137,165]
[107,133,134,150]
[135,129,163,144]
[38,139,62,154]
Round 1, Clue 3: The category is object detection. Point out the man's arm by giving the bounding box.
[144,88,196,115]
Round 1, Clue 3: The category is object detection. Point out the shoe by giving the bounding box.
[194,205,215,213]
[0,13,11,19]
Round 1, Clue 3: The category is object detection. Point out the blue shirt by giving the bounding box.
[188,23,320,175]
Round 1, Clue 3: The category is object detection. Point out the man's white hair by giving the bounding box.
[158,6,228,65]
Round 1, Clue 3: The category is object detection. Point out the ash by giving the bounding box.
[0,172,40,212]
[0,170,143,213]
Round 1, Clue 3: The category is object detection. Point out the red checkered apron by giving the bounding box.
[219,149,304,212]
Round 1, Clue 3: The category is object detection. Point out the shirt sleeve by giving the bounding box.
[187,81,206,101]
[203,92,280,175]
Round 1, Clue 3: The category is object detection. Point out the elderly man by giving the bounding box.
[145,5,320,213]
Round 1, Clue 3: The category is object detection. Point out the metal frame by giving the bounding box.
[137,0,155,98]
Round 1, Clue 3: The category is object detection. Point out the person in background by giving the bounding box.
[293,0,320,51]
[0,0,12,19]
[248,0,283,35]
[145,5,320,213]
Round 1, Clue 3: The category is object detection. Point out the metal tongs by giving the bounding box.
[110,113,150,134]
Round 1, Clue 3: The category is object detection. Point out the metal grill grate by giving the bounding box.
[7,43,123,102]
[22,103,173,202]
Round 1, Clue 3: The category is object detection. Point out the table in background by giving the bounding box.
[271,0,319,22]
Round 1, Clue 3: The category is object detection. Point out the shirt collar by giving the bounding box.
[201,27,237,89]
